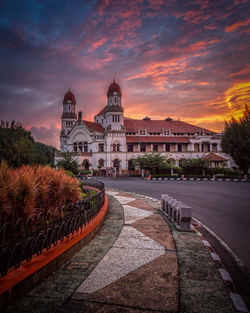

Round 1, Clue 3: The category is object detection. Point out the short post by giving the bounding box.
[177,205,192,231]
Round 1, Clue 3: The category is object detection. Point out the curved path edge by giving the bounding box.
[0,194,108,310]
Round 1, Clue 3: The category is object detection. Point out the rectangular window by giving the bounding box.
[140,144,146,152]
[140,130,146,135]
[117,144,120,152]
[166,143,170,152]
[127,144,133,152]
[178,144,182,152]
[153,144,158,152]
[99,144,104,152]
[112,115,120,122]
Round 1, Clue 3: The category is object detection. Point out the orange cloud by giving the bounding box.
[90,38,107,51]
[225,19,250,32]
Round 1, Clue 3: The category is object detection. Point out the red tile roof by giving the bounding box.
[202,152,228,161]
[126,136,189,143]
[124,118,215,134]
[84,120,104,132]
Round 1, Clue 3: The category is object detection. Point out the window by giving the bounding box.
[84,142,88,152]
[140,130,146,135]
[73,142,77,152]
[140,144,146,152]
[112,115,120,122]
[117,144,120,152]
[153,144,158,152]
[178,144,182,152]
[99,144,104,152]
[166,143,170,152]
[127,144,133,152]
[78,142,83,152]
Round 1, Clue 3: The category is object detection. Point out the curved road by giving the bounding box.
[99,178,250,268]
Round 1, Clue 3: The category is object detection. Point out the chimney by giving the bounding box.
[78,111,82,120]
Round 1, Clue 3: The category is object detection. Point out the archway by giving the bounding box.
[98,159,105,167]
[179,158,187,167]
[167,158,175,166]
[113,158,120,171]
[82,159,89,171]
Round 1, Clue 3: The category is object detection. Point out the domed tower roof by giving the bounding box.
[63,88,76,104]
[107,79,122,96]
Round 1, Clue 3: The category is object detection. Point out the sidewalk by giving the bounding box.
[7,189,238,313]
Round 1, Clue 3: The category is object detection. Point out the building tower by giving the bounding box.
[60,89,77,151]
[105,79,124,131]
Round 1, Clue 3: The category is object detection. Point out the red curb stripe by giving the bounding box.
[0,194,108,295]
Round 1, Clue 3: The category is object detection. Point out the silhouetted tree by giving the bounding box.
[221,105,250,174]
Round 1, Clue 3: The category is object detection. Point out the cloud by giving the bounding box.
[0,0,249,143]
[30,124,60,149]
[225,18,250,32]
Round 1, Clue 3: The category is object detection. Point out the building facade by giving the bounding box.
[55,80,231,173]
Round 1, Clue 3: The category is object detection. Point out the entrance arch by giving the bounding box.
[82,159,89,171]
[113,159,120,172]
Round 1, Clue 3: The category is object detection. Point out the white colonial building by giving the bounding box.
[55,80,231,174]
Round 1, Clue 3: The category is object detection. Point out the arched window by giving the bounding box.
[78,142,82,152]
[73,142,77,152]
[179,158,187,167]
[112,142,120,152]
[82,159,89,171]
[84,142,88,152]
[113,159,120,170]
[167,158,175,166]
[98,159,104,167]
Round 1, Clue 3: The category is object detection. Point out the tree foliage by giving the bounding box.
[133,152,169,174]
[0,120,56,167]
[57,152,79,175]
[181,158,208,175]
[221,105,250,174]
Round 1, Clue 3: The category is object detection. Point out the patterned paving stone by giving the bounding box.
[123,204,153,224]
[113,195,136,204]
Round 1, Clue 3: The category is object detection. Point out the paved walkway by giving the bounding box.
[7,189,239,313]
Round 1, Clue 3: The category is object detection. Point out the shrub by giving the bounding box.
[0,162,82,223]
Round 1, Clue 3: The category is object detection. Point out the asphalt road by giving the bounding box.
[98,178,250,268]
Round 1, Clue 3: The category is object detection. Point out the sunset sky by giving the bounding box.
[0,0,249,148]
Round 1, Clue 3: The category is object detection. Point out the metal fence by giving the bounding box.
[0,180,105,277]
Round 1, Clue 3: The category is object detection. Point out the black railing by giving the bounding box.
[0,180,105,277]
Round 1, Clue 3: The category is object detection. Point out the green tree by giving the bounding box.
[34,142,56,167]
[221,105,250,174]
[0,120,57,167]
[0,120,36,167]
[133,152,169,174]
[57,152,79,175]
[181,158,208,175]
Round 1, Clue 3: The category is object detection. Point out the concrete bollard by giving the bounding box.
[174,201,183,223]
[169,198,177,220]
[176,205,192,231]
[161,194,168,212]
[161,194,173,216]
